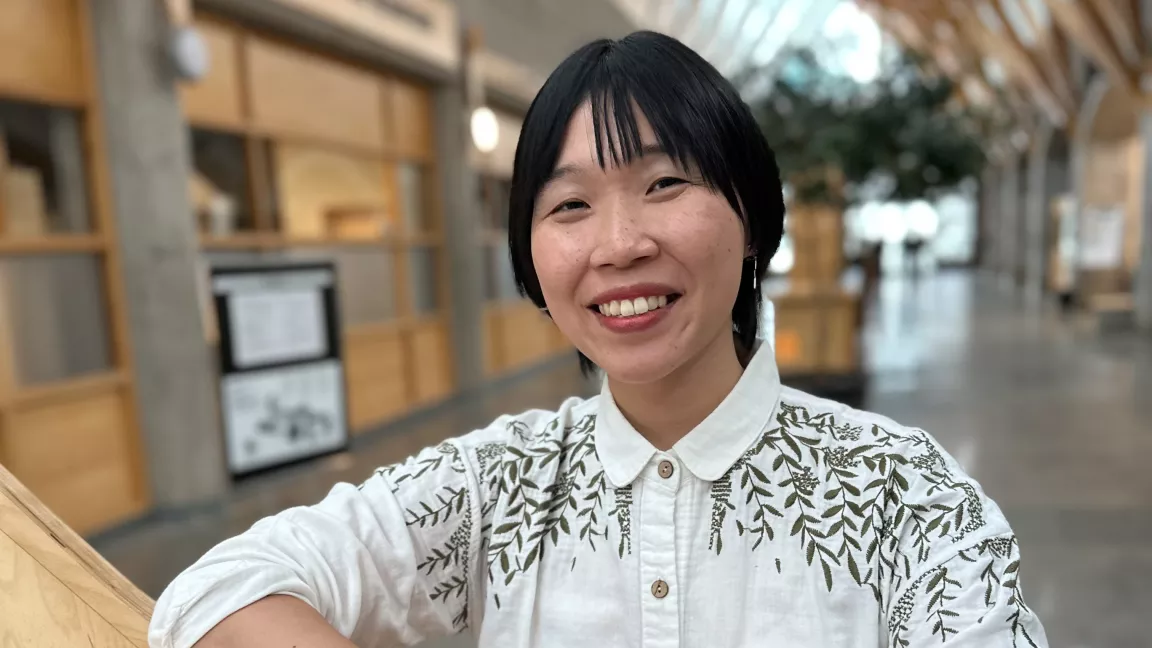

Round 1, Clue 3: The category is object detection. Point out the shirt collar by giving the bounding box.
[596,342,783,487]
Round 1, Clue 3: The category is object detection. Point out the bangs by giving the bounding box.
[581,40,746,220]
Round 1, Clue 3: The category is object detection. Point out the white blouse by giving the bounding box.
[149,347,1048,648]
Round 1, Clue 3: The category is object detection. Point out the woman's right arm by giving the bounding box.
[148,436,491,648]
[194,595,356,647]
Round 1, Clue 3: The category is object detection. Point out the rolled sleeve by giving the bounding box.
[149,441,482,648]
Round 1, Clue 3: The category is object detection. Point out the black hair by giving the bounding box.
[507,31,785,376]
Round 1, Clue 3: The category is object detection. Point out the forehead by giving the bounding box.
[555,100,659,169]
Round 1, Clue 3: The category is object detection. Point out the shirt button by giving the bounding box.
[651,579,669,599]
[657,460,675,479]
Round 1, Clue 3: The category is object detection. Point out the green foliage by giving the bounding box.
[749,49,991,206]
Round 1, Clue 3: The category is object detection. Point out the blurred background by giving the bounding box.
[0,0,1148,646]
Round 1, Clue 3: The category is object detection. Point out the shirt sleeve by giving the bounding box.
[148,440,484,648]
[880,429,1049,647]
[886,533,1048,647]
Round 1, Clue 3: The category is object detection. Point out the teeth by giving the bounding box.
[595,295,674,318]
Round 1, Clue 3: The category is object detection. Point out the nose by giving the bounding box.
[588,197,658,269]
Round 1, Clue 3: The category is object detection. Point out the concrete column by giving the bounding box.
[998,156,1022,285]
[434,83,486,392]
[88,0,228,505]
[979,166,1001,271]
[1135,111,1152,330]
[1024,123,1054,301]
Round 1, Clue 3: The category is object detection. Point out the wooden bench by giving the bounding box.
[0,464,152,646]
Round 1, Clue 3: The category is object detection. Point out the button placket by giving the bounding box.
[638,455,680,648]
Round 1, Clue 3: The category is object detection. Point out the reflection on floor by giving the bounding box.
[92,271,1150,647]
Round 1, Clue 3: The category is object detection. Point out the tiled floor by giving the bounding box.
[93,270,1151,647]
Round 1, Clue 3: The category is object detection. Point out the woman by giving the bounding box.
[150,32,1047,648]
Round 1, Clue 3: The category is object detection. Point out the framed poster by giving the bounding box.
[212,263,349,476]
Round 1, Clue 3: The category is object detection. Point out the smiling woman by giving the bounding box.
[148,31,1048,648]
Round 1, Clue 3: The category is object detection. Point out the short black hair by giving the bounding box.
[507,31,785,375]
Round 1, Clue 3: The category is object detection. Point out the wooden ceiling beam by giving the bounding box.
[1085,0,1143,65]
[988,0,1078,119]
[949,1,1067,125]
[1041,0,1137,96]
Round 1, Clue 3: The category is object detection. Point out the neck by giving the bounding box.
[608,332,747,451]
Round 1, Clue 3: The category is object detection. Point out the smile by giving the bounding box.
[595,294,676,318]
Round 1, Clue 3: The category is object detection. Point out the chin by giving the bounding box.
[587,347,682,385]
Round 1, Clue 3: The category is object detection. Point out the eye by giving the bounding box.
[550,199,589,215]
[648,177,687,193]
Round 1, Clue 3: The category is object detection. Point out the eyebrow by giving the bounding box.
[542,143,669,188]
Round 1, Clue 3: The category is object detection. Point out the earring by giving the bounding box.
[753,257,758,292]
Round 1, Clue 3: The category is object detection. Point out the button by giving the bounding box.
[651,579,669,599]
[657,460,675,479]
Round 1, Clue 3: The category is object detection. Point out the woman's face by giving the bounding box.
[531,102,746,385]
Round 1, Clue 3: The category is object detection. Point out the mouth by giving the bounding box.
[588,293,682,318]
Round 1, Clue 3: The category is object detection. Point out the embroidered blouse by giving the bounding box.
[149,347,1048,648]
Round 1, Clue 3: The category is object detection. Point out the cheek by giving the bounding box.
[530,227,587,306]
[667,200,746,286]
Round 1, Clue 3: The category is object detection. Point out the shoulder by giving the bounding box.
[767,387,1012,553]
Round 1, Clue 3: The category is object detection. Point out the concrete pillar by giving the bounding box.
[979,166,1001,271]
[88,0,228,505]
[1135,110,1152,330]
[434,83,486,392]
[1023,122,1054,301]
[998,156,1022,285]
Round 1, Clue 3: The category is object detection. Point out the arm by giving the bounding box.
[886,533,1048,647]
[879,429,1048,647]
[194,596,356,648]
[149,440,483,648]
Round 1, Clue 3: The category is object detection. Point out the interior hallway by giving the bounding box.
[93,271,1151,647]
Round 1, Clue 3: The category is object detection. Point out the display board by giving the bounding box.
[212,264,349,476]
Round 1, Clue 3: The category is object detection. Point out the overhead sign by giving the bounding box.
[212,264,349,477]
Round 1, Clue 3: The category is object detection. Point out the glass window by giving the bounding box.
[480,176,510,231]
[2,254,112,386]
[0,99,92,236]
[487,241,520,302]
[408,246,440,316]
[397,162,435,233]
[189,128,253,234]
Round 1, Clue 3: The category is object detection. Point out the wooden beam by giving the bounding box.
[989,0,1078,118]
[1085,0,1142,65]
[1042,0,1136,96]
[959,0,1067,124]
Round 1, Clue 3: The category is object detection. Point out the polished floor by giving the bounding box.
[93,271,1151,647]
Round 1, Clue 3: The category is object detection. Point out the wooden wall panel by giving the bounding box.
[179,18,244,130]
[482,306,503,376]
[499,303,554,370]
[274,144,397,239]
[0,0,85,105]
[345,325,408,432]
[389,78,433,160]
[2,387,142,535]
[248,37,385,151]
[409,319,452,405]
